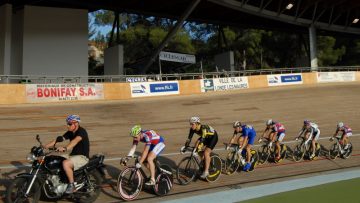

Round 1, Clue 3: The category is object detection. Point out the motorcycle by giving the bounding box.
[6,135,105,203]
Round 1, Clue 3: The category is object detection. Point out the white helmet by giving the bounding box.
[337,122,344,129]
[266,119,274,126]
[189,116,200,124]
[233,121,241,128]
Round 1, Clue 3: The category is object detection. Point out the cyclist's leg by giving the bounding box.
[312,130,320,155]
[276,132,285,159]
[203,135,218,176]
[344,132,352,149]
[147,142,165,184]
[246,135,255,163]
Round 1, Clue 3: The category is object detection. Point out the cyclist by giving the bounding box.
[183,116,218,179]
[127,125,165,186]
[295,120,321,159]
[259,119,286,161]
[330,122,352,152]
[227,121,256,171]
[43,115,89,194]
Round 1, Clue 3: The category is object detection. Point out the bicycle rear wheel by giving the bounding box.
[206,155,222,182]
[258,145,270,164]
[249,150,259,171]
[117,167,143,201]
[329,143,340,160]
[292,143,305,162]
[154,173,173,196]
[176,157,198,185]
[224,151,240,175]
[341,143,352,159]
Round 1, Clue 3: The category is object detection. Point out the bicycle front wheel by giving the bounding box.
[258,145,270,164]
[292,143,305,162]
[206,155,222,182]
[176,157,198,185]
[224,151,240,175]
[329,143,340,160]
[117,167,143,201]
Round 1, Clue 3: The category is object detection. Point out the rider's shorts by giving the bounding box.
[345,132,352,137]
[61,154,89,171]
[246,133,256,145]
[150,142,165,156]
[312,129,320,141]
[203,133,218,150]
[276,132,285,142]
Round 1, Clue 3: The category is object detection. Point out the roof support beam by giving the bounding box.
[143,0,201,73]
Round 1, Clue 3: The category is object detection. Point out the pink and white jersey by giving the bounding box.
[341,125,352,134]
[133,130,164,146]
[273,123,285,133]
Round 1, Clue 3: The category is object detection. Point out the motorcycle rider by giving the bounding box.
[43,114,89,194]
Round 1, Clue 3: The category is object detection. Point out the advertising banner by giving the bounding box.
[267,73,303,86]
[317,72,355,83]
[126,77,147,83]
[201,77,249,92]
[26,83,104,102]
[130,81,180,97]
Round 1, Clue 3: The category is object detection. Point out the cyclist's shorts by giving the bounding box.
[276,132,285,142]
[203,133,218,150]
[312,129,320,140]
[247,133,256,145]
[150,142,165,156]
[345,132,352,137]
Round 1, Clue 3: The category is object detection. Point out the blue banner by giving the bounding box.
[281,75,302,83]
[150,83,179,93]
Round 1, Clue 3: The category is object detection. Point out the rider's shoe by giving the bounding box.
[145,179,156,186]
[243,163,251,171]
[344,144,350,150]
[310,153,315,160]
[65,183,76,194]
[200,171,209,179]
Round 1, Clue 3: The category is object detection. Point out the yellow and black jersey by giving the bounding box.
[188,124,216,140]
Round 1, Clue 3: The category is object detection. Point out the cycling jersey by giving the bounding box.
[271,122,285,133]
[133,130,164,146]
[298,122,319,137]
[235,125,256,145]
[337,125,352,136]
[188,124,216,140]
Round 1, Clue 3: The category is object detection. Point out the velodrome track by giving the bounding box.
[0,82,360,202]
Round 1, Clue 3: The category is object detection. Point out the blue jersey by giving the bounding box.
[241,125,256,138]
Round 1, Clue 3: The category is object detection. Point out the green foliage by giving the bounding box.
[317,36,345,66]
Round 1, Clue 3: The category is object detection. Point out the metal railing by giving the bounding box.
[0,66,359,84]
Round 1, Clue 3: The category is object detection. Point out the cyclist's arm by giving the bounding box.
[333,129,339,137]
[138,144,150,164]
[297,128,305,139]
[185,129,195,147]
[260,128,269,140]
[241,136,248,149]
[228,132,237,145]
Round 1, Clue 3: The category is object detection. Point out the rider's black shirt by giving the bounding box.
[63,126,89,158]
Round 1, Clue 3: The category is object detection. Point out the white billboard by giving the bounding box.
[200,77,249,92]
[130,81,180,97]
[317,72,355,83]
[159,51,196,64]
[26,83,104,102]
[267,73,303,86]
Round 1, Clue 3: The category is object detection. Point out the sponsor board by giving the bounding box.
[267,73,303,86]
[201,77,249,92]
[130,81,179,97]
[126,77,147,83]
[26,83,104,102]
[317,72,355,83]
[159,51,196,64]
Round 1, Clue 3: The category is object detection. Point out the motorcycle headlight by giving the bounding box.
[26,153,36,162]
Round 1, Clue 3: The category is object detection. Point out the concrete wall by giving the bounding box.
[10,9,24,76]
[104,45,124,75]
[0,4,12,76]
[103,83,131,100]
[356,72,360,81]
[179,80,201,95]
[22,6,88,76]
[0,84,26,104]
[248,75,268,88]
[302,72,317,84]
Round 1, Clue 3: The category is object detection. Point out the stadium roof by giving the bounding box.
[2,0,360,35]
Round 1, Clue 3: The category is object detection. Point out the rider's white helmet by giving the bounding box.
[266,119,274,126]
[189,116,200,124]
[337,122,344,129]
[233,121,241,128]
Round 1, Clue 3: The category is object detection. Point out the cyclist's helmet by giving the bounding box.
[189,116,201,124]
[233,121,242,128]
[130,125,142,137]
[304,119,310,126]
[266,119,274,126]
[337,122,344,129]
[66,115,81,123]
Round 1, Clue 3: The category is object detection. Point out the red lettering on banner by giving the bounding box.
[70,88,76,96]
[80,88,84,96]
[88,88,94,96]
[37,89,43,97]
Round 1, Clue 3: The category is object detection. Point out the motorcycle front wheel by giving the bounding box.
[6,177,41,203]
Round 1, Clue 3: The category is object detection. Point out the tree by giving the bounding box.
[317,36,345,66]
